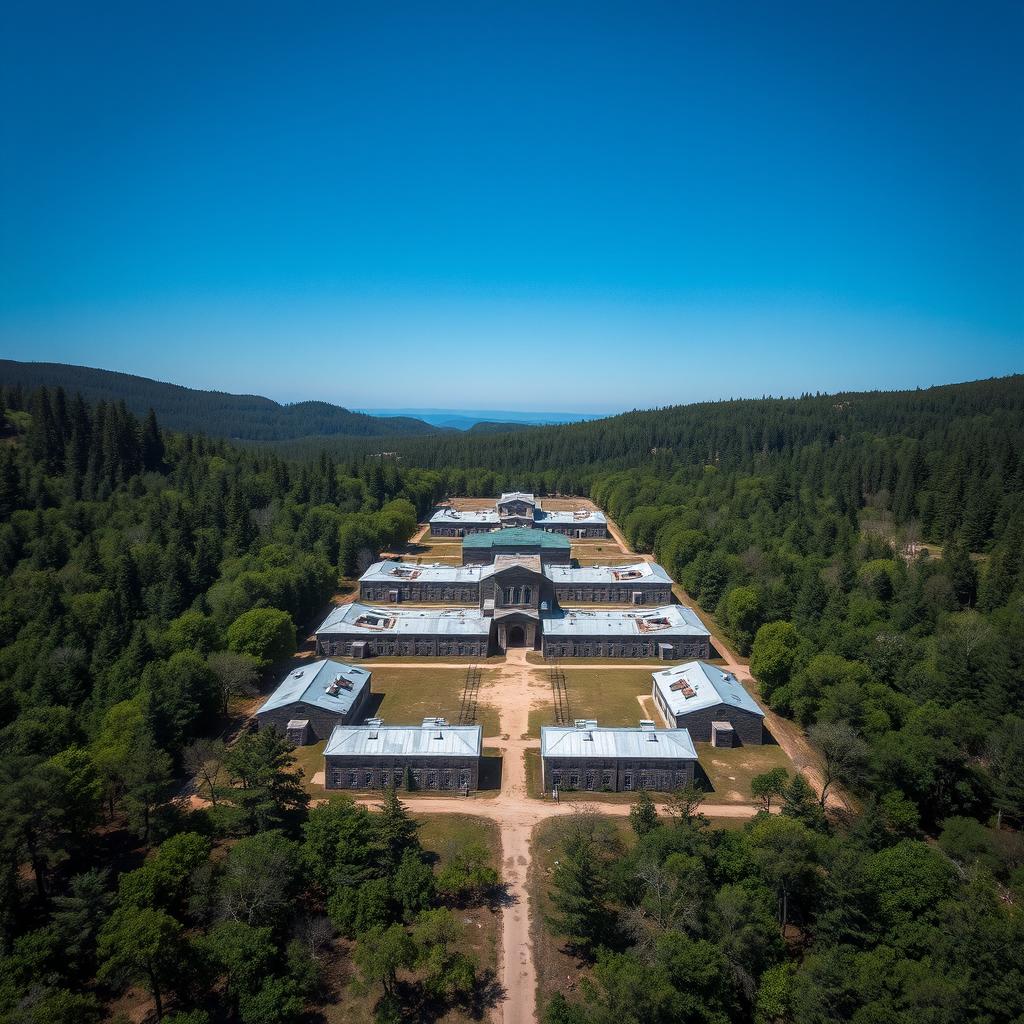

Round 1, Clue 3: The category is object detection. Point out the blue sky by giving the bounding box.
[1,1,1021,413]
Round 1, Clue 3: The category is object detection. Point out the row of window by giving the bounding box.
[362,586,478,602]
[543,642,658,657]
[555,587,670,602]
[327,765,472,790]
[501,585,534,605]
[549,768,689,791]
[322,640,487,657]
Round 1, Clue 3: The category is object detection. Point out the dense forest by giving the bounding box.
[0,374,1021,1024]
[0,361,440,441]
[0,384,504,1022]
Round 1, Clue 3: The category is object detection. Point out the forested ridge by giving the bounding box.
[0,360,441,441]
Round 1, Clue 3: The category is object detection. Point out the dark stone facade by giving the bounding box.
[359,579,480,603]
[430,522,495,537]
[542,635,711,660]
[462,540,570,566]
[325,754,479,792]
[549,581,672,605]
[256,687,371,744]
[652,688,764,744]
[542,755,695,793]
[317,632,490,659]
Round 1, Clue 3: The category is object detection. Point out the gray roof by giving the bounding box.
[542,604,710,637]
[360,560,485,584]
[257,659,370,716]
[541,723,697,760]
[430,508,500,525]
[325,720,482,758]
[498,491,536,504]
[652,661,765,719]
[316,602,491,637]
[544,560,671,585]
[535,509,607,525]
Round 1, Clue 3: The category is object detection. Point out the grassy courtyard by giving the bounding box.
[527,667,657,736]
[696,740,794,804]
[370,667,501,737]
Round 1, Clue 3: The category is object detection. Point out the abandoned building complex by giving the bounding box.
[540,719,698,792]
[430,492,608,538]
[320,553,710,659]
[255,659,372,744]
[359,558,673,606]
[651,661,766,745]
[461,527,571,565]
[324,717,482,792]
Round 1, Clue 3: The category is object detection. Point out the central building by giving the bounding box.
[430,493,608,538]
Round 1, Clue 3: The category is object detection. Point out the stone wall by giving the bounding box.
[551,583,672,604]
[541,754,694,793]
[317,631,491,659]
[541,635,711,659]
[359,580,480,603]
[325,754,479,792]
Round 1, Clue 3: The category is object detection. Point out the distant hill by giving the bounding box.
[467,420,532,433]
[0,360,440,441]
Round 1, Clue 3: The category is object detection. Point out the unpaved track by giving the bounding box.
[358,647,762,1024]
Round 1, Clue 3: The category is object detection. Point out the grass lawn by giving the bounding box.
[417,813,501,869]
[697,741,794,804]
[526,668,657,736]
[370,668,501,736]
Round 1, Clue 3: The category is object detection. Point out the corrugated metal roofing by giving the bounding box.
[257,659,370,715]
[325,722,482,758]
[463,527,571,549]
[316,602,491,637]
[535,509,608,525]
[360,560,485,584]
[429,508,500,524]
[541,724,697,760]
[652,661,764,719]
[542,604,710,637]
[543,561,672,585]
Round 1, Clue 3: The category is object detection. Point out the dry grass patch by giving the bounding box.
[697,741,794,804]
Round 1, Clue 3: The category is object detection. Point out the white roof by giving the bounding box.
[316,602,491,637]
[652,661,764,719]
[430,508,500,525]
[541,723,697,760]
[257,659,370,715]
[498,491,536,504]
[542,604,710,637]
[360,560,485,584]
[325,721,482,758]
[535,509,607,525]
[544,561,671,585]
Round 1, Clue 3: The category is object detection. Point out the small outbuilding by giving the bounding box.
[651,661,765,745]
[324,717,482,792]
[540,719,698,792]
[255,659,371,744]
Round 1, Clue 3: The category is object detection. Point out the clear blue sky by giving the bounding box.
[1,1,1021,412]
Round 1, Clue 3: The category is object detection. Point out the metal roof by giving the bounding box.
[542,604,710,637]
[462,527,570,549]
[652,661,764,719]
[257,659,370,716]
[325,720,482,758]
[544,561,671,585]
[535,509,607,525]
[430,508,500,524]
[498,492,536,504]
[541,723,697,760]
[360,560,485,584]
[316,602,491,637]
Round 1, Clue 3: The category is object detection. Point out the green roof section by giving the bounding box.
[462,527,571,549]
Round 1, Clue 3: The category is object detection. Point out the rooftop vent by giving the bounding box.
[639,720,656,730]
[365,718,383,727]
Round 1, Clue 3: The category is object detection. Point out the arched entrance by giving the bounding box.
[507,625,526,648]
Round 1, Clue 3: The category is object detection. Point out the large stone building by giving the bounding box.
[315,602,491,658]
[359,558,671,606]
[461,527,571,565]
[324,718,482,792]
[540,605,711,660]
[540,719,698,793]
[325,554,710,659]
[255,659,372,745]
[430,492,607,538]
[651,661,765,745]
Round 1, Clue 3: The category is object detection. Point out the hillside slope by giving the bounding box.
[0,360,440,441]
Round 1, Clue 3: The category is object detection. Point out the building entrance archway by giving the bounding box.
[507,625,526,648]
